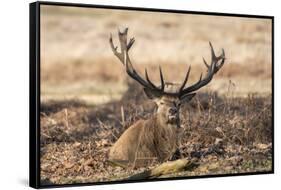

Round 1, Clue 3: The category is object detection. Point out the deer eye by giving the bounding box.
[160,102,164,105]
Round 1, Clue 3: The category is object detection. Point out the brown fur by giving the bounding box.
[108,85,190,167]
[108,113,183,167]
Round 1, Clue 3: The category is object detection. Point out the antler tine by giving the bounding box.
[109,33,124,64]
[159,66,165,91]
[179,42,225,96]
[209,41,216,61]
[178,65,191,92]
[214,48,225,73]
[127,37,135,50]
[118,28,129,56]
[110,28,168,94]
[145,69,158,88]
[109,28,136,65]
[203,57,209,70]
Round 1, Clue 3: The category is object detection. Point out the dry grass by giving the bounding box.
[40,82,272,185]
[41,58,271,85]
[41,58,272,105]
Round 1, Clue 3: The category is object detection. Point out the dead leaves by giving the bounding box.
[40,93,272,184]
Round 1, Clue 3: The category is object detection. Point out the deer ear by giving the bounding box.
[143,88,162,99]
[180,93,196,103]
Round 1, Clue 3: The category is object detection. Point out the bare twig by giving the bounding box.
[121,106,125,128]
[125,158,199,180]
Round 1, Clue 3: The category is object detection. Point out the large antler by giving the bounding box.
[178,42,225,96]
[109,28,174,95]
[109,28,225,98]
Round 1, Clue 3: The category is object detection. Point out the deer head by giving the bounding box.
[109,28,225,129]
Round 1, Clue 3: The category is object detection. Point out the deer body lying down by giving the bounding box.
[109,85,190,166]
[109,114,180,165]
[108,28,225,167]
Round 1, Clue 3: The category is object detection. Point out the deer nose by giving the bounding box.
[169,107,177,115]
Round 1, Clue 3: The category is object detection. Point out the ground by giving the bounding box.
[40,82,272,184]
[39,5,272,185]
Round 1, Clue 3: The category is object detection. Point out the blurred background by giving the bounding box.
[41,5,272,105]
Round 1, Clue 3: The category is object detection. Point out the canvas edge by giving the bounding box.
[29,1,41,189]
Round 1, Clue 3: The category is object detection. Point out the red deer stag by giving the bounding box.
[108,28,225,167]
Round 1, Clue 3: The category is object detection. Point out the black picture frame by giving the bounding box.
[29,1,274,188]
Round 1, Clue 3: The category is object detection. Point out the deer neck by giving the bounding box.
[155,113,180,131]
